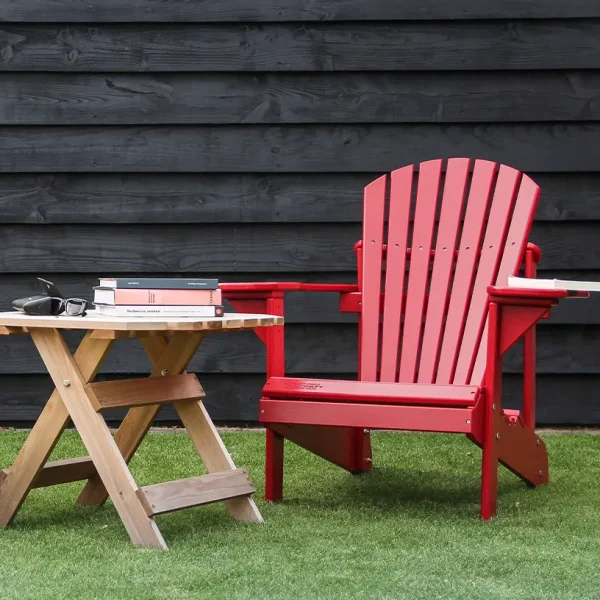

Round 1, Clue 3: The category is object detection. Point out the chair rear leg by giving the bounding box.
[265,428,284,502]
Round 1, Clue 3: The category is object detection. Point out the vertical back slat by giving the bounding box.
[397,159,442,383]
[379,166,413,382]
[435,160,497,384]
[452,165,521,384]
[469,175,541,384]
[418,158,470,383]
[360,175,387,382]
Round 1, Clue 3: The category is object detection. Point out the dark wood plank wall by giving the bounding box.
[1,1,600,425]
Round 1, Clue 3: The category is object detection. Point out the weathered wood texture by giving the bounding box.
[0,125,598,173]
[1,24,599,72]
[2,72,599,125]
[0,173,596,223]
[2,0,599,21]
[0,3,598,425]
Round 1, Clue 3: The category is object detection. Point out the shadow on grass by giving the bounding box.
[277,464,540,520]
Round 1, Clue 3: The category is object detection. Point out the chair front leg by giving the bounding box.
[481,302,502,521]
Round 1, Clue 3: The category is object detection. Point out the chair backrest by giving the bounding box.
[358,157,540,387]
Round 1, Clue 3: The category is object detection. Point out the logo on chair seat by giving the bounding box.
[282,381,324,391]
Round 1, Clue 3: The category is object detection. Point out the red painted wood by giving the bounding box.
[436,160,497,384]
[453,165,521,385]
[496,305,551,356]
[480,301,501,520]
[399,159,442,383]
[265,295,285,378]
[221,282,302,292]
[262,376,479,407]
[522,249,537,429]
[265,423,373,473]
[469,173,540,384]
[360,174,387,381]
[418,158,470,383]
[265,429,284,501]
[260,398,474,433]
[225,298,268,345]
[380,165,413,382]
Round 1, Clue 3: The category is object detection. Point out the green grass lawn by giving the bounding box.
[0,429,599,599]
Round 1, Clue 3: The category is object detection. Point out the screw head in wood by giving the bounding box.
[161,369,169,376]
[539,470,543,477]
[537,439,541,446]
[492,403,496,411]
[466,419,471,424]
[496,433,501,440]
[63,379,71,387]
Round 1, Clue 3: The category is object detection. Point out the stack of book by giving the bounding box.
[92,277,224,317]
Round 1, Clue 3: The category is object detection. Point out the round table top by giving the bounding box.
[0,310,284,332]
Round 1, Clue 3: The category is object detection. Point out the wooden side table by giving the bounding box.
[0,311,283,549]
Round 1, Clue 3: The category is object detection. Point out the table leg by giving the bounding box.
[0,332,112,527]
[29,327,167,549]
[176,399,263,523]
[77,333,205,507]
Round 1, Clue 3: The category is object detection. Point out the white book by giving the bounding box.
[93,304,224,317]
[507,275,600,292]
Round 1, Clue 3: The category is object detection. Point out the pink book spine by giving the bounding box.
[113,288,222,305]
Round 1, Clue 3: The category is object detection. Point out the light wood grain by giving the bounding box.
[0,311,283,332]
[77,333,205,506]
[1,456,96,489]
[29,327,167,549]
[176,398,263,523]
[137,469,254,516]
[86,373,205,411]
[0,331,111,526]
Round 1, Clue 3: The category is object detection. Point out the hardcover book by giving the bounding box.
[93,304,224,317]
[507,275,600,292]
[98,277,219,290]
[94,287,222,306]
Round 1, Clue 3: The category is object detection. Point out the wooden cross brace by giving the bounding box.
[0,328,262,549]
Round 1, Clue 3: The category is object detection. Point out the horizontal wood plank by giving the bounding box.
[0,124,599,173]
[0,324,596,375]
[2,72,600,125]
[0,172,596,224]
[0,222,596,273]
[2,0,599,22]
[137,469,254,516]
[0,23,599,72]
[1,456,97,489]
[86,374,205,411]
[0,373,597,426]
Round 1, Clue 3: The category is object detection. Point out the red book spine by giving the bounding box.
[112,288,222,306]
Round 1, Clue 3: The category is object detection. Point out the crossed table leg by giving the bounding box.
[0,328,262,549]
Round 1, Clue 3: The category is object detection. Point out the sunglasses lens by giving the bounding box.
[49,298,64,315]
[64,299,87,316]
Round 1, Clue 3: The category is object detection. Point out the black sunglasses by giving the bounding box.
[12,278,88,317]
[21,296,88,317]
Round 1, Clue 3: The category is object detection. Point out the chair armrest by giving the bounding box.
[220,282,303,293]
[488,285,590,304]
[220,282,358,294]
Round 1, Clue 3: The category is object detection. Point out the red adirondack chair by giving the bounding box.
[222,158,588,520]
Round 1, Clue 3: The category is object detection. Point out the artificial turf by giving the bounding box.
[0,429,599,599]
